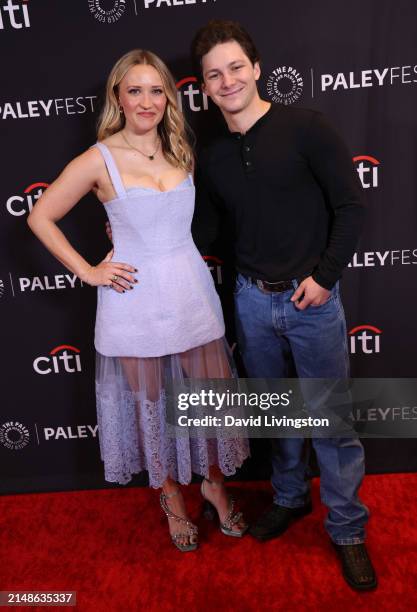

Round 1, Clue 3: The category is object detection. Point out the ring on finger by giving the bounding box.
[112,274,118,281]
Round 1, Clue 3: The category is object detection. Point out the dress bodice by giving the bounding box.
[96,142,195,259]
[93,142,225,358]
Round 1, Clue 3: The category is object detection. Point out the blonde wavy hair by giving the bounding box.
[97,49,193,171]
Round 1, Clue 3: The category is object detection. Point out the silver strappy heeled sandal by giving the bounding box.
[201,478,248,538]
[160,489,198,552]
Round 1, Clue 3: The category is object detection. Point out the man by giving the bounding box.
[190,20,377,591]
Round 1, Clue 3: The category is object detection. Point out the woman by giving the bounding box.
[27,49,249,551]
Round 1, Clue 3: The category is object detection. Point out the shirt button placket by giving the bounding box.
[242,138,253,173]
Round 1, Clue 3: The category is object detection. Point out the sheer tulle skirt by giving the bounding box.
[95,338,250,488]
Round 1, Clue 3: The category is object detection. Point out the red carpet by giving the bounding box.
[1,474,416,611]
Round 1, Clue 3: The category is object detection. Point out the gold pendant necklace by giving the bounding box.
[121,130,160,161]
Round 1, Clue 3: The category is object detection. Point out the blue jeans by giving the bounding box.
[234,273,369,544]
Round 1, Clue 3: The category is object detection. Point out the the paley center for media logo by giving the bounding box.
[0,421,30,450]
[3,422,99,445]
[88,0,126,23]
[88,0,218,23]
[267,66,304,105]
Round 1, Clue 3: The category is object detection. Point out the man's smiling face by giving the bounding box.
[201,40,261,116]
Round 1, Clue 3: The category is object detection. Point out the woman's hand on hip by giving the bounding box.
[84,250,138,293]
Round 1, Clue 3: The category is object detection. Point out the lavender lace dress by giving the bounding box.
[94,143,249,487]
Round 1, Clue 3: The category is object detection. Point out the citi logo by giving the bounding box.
[353,155,380,189]
[33,345,82,375]
[204,255,223,285]
[0,0,30,30]
[176,77,208,113]
[349,325,382,355]
[6,182,48,216]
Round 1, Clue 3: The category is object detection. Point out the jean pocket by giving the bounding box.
[310,295,334,308]
[307,284,338,309]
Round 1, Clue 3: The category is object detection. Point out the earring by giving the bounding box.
[119,105,124,114]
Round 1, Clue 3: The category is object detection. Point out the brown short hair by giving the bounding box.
[191,20,260,81]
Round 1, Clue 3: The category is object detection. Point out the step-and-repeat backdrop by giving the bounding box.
[1,0,416,493]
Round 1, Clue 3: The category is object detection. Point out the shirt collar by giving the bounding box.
[229,103,276,139]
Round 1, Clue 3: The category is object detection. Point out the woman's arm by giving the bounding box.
[27,147,137,292]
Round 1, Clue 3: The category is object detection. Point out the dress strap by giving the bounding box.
[188,172,194,186]
[95,142,126,199]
